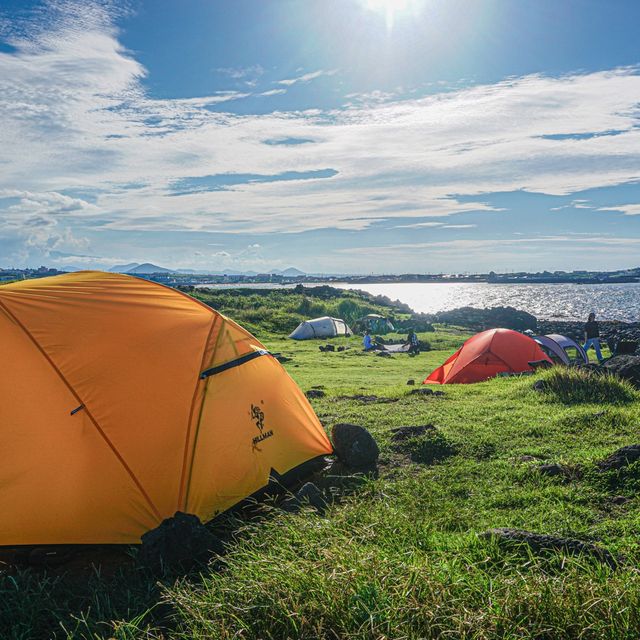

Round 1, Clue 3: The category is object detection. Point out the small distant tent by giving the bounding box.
[0,271,332,545]
[535,334,588,365]
[289,316,352,340]
[424,328,552,384]
[360,314,395,334]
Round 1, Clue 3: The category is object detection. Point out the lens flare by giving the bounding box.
[361,0,424,30]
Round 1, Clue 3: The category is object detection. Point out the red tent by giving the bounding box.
[424,328,552,384]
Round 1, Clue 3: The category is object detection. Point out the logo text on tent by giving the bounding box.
[251,403,274,447]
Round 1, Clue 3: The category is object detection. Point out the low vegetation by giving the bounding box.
[2,289,640,639]
[186,285,411,335]
[538,367,637,405]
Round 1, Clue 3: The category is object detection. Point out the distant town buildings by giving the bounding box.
[1,266,639,286]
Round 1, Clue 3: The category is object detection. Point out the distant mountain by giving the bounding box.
[279,267,305,277]
[269,267,305,276]
[110,262,140,273]
[127,263,172,274]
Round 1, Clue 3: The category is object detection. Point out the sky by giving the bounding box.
[0,0,639,274]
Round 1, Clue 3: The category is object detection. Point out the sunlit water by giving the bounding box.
[335,282,640,322]
[198,281,640,322]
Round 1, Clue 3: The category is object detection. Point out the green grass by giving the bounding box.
[3,291,640,639]
[537,367,638,405]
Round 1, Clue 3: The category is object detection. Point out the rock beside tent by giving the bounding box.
[331,423,380,470]
[602,355,640,389]
[139,512,224,573]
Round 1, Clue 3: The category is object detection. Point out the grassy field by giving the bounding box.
[2,292,640,639]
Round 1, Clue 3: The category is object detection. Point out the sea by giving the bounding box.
[197,282,640,323]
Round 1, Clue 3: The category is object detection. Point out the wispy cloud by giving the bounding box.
[599,203,640,215]
[276,69,337,86]
[259,88,287,97]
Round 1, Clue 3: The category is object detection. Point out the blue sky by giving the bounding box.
[0,0,639,274]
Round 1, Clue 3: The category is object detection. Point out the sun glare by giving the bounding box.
[361,0,424,30]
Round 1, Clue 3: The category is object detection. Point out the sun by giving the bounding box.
[361,0,424,29]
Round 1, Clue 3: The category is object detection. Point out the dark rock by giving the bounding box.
[481,528,619,568]
[538,463,568,477]
[282,482,327,514]
[611,495,630,505]
[435,306,536,332]
[337,346,346,352]
[537,319,640,351]
[390,425,435,442]
[519,455,543,463]
[376,351,392,357]
[597,444,640,471]
[273,353,292,363]
[615,340,638,355]
[532,380,547,392]
[337,394,398,404]
[406,379,415,385]
[331,423,380,469]
[139,512,223,573]
[603,355,640,388]
[324,344,336,352]
[306,389,326,399]
[409,388,445,397]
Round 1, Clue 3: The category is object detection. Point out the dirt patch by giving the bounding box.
[390,425,436,441]
[597,444,640,471]
[337,394,399,404]
[408,388,445,397]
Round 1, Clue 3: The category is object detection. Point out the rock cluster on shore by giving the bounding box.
[426,305,639,348]
[537,319,640,347]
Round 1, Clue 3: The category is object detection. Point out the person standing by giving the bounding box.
[583,312,604,363]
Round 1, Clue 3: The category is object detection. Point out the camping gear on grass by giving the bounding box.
[424,328,552,384]
[534,334,588,365]
[0,271,332,545]
[289,316,352,340]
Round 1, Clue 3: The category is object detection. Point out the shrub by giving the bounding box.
[537,368,637,405]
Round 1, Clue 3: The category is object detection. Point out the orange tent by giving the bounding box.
[424,328,551,384]
[0,272,332,545]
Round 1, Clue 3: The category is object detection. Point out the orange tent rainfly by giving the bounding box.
[0,271,332,545]
[424,328,552,385]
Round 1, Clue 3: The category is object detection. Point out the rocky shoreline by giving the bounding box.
[427,305,640,347]
[537,319,640,347]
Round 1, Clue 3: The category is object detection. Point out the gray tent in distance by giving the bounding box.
[534,334,588,365]
[359,313,395,334]
[289,316,352,340]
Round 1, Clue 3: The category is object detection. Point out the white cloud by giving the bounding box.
[393,221,444,228]
[599,204,640,216]
[276,69,337,86]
